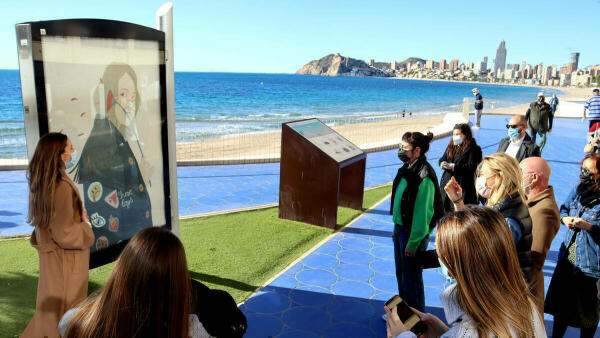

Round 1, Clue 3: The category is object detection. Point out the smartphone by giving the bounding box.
[385,295,427,336]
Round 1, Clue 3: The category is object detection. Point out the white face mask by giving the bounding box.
[452,135,463,146]
[522,172,536,193]
[475,175,494,198]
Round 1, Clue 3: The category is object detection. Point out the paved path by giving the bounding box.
[239,114,594,337]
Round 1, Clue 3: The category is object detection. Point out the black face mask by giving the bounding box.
[538,97,545,103]
[398,149,411,163]
[580,168,595,185]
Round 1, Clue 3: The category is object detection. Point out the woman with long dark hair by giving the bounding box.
[439,123,482,213]
[60,227,205,338]
[22,132,94,338]
[545,154,600,338]
[385,206,545,337]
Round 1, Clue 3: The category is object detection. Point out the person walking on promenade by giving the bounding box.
[444,153,533,283]
[550,93,559,117]
[498,115,541,163]
[526,92,553,153]
[22,133,94,338]
[584,88,600,129]
[385,207,546,338]
[545,154,600,338]
[390,132,444,312]
[472,88,483,128]
[519,157,560,314]
[439,123,482,213]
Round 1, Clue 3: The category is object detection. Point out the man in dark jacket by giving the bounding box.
[472,88,483,128]
[526,92,553,153]
[498,115,541,163]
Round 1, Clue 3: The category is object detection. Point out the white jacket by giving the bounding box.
[395,284,547,338]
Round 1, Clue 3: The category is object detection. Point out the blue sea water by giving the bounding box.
[0,69,557,157]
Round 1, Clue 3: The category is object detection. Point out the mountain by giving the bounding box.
[296,53,387,77]
[399,57,426,65]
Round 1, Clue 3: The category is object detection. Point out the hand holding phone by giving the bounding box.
[384,295,427,336]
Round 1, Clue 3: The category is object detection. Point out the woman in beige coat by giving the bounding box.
[21,132,94,338]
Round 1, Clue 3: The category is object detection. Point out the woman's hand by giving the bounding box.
[444,177,463,202]
[411,307,450,338]
[385,305,408,337]
[573,217,593,231]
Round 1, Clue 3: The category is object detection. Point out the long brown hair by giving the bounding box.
[64,227,191,338]
[26,132,68,228]
[444,123,474,159]
[436,206,541,337]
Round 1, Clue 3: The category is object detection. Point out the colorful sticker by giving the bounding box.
[128,157,134,165]
[90,212,106,228]
[96,236,109,250]
[87,182,103,202]
[145,210,150,219]
[139,184,144,192]
[108,215,119,232]
[104,190,119,209]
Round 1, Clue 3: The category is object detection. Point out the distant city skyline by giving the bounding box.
[0,0,598,73]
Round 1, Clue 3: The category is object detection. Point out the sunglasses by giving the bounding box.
[506,124,520,129]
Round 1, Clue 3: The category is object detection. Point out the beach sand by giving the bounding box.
[176,86,596,163]
[482,86,592,117]
[176,115,444,162]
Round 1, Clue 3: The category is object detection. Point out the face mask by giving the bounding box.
[508,127,520,140]
[438,258,456,285]
[398,149,410,163]
[581,168,595,185]
[476,175,494,198]
[522,172,535,193]
[452,135,463,146]
[65,150,77,169]
[538,97,545,103]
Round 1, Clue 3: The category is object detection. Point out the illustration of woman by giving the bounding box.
[72,63,153,252]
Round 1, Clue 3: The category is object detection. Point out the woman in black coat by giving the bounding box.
[439,123,482,213]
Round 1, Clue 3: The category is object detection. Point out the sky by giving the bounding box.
[1,0,598,73]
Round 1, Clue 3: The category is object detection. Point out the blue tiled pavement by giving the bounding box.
[239,115,594,338]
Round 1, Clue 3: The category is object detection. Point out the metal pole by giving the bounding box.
[156,2,179,236]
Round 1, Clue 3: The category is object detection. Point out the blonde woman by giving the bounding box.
[444,153,533,283]
[385,206,546,337]
[22,133,94,338]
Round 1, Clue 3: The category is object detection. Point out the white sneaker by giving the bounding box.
[382,313,388,321]
[472,125,480,129]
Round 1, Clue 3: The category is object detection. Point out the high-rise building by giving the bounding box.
[522,61,527,72]
[567,61,577,73]
[425,60,434,69]
[513,64,519,71]
[542,66,552,85]
[439,59,447,70]
[537,63,543,79]
[391,61,398,70]
[369,59,374,67]
[493,40,507,74]
[550,65,558,78]
[482,56,488,72]
[571,52,580,70]
[466,62,474,70]
[449,59,459,71]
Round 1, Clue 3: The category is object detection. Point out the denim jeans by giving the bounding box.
[393,225,429,312]
[475,109,482,127]
[527,127,547,153]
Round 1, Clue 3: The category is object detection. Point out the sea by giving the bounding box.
[0,69,558,158]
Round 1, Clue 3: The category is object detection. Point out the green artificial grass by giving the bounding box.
[0,185,390,337]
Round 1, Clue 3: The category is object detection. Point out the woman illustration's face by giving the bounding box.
[115,73,137,126]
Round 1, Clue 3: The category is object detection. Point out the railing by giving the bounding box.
[0,98,525,167]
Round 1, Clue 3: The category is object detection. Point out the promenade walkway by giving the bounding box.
[0,114,593,336]
[238,115,590,337]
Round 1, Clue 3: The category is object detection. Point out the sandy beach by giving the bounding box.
[176,115,443,162]
[175,86,595,163]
